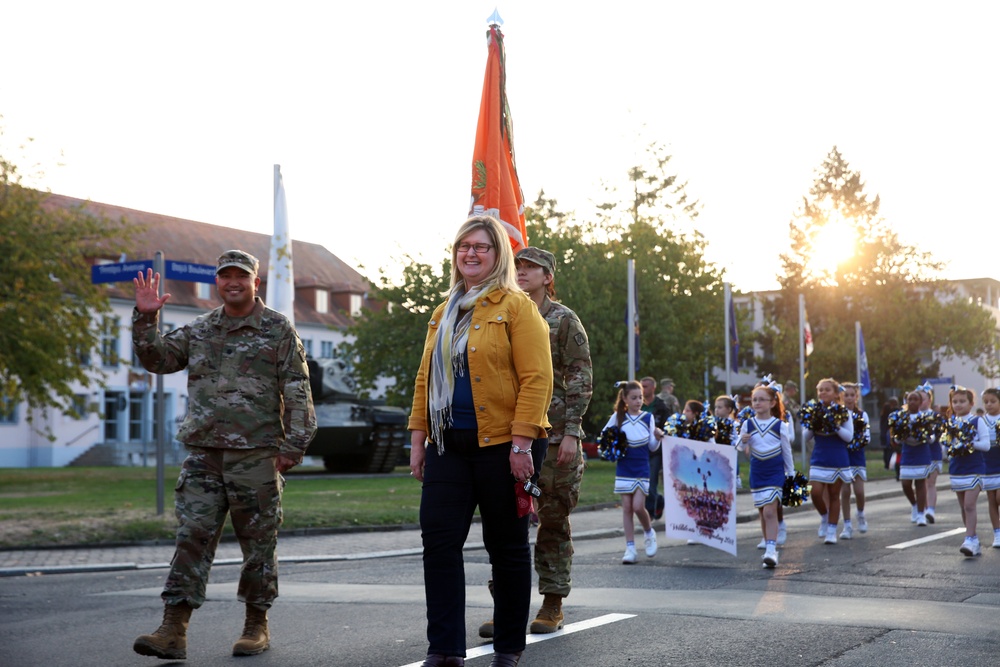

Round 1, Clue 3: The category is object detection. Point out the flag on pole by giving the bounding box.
[858,325,872,396]
[803,309,814,357]
[728,291,740,369]
[267,164,295,327]
[469,16,527,252]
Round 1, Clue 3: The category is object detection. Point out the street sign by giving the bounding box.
[91,260,154,284]
[165,260,217,284]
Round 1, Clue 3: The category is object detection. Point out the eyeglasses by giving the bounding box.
[456,242,493,254]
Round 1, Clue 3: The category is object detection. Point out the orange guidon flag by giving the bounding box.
[469,24,527,252]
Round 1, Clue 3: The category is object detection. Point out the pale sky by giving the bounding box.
[3,1,997,292]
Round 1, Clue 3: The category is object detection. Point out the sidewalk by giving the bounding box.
[0,475,935,577]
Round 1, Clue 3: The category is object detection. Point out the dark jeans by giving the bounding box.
[420,430,531,656]
[645,449,663,516]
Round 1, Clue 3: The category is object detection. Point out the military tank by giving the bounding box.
[305,357,409,473]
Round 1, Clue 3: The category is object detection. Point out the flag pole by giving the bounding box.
[798,293,806,469]
[855,321,862,386]
[627,259,636,382]
[724,282,732,396]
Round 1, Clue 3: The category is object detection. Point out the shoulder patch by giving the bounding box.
[574,332,586,346]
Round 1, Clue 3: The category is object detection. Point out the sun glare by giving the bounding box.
[810,219,856,276]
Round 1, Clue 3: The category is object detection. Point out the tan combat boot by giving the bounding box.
[133,601,193,659]
[529,593,564,633]
[232,604,270,656]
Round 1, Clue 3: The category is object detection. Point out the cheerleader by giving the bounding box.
[981,388,1000,548]
[601,380,661,564]
[918,385,943,523]
[713,395,742,489]
[839,383,871,539]
[802,378,854,544]
[942,386,990,556]
[737,379,794,568]
[891,391,934,525]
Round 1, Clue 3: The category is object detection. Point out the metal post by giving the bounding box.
[798,293,806,469]
[154,251,166,516]
[627,259,636,382]
[724,282,732,396]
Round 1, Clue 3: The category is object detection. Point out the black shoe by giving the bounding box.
[490,652,522,667]
[422,655,465,667]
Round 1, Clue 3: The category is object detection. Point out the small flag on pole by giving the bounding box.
[469,17,527,251]
[267,165,295,327]
[859,325,872,396]
[803,309,814,358]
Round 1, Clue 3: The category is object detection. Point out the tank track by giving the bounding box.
[366,422,408,473]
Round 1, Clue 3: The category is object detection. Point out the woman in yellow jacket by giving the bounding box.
[409,215,553,667]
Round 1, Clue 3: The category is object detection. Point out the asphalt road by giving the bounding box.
[2,485,1000,666]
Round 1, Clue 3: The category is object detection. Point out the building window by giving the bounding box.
[321,341,334,358]
[350,293,363,317]
[316,290,329,313]
[196,283,212,299]
[0,396,17,425]
[100,317,120,368]
[71,394,88,419]
[302,338,314,357]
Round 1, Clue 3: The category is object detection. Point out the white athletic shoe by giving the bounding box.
[840,524,853,540]
[857,515,868,533]
[925,508,936,524]
[910,506,920,523]
[762,546,778,569]
[777,522,787,546]
[757,538,767,550]
[818,518,829,538]
[960,537,982,557]
[992,532,1000,549]
[825,525,838,544]
[645,531,658,558]
[917,513,928,527]
[622,544,638,564]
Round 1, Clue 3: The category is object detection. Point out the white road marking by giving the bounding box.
[886,527,965,549]
[397,613,636,666]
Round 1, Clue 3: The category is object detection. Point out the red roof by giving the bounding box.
[43,193,372,328]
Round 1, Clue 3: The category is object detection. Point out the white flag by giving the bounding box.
[267,165,295,326]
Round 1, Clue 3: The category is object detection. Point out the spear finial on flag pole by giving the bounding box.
[487,8,503,26]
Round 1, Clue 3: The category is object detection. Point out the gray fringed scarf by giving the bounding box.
[428,282,492,453]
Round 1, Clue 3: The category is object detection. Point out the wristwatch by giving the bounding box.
[511,444,532,455]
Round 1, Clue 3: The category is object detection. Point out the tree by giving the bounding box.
[0,147,134,425]
[529,144,724,437]
[759,146,997,398]
[339,255,451,408]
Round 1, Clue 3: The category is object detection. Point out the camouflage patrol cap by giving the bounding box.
[217,249,259,276]
[516,247,556,273]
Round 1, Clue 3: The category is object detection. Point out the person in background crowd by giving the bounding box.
[131,251,317,660]
[880,396,900,473]
[641,376,670,520]
[658,378,681,416]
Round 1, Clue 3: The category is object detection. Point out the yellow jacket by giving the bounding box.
[408,288,553,446]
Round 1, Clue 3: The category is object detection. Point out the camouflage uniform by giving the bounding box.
[132,296,316,609]
[534,295,593,598]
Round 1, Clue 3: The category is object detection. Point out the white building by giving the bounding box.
[0,195,378,468]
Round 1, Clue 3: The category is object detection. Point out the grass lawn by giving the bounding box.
[0,448,897,549]
[0,461,621,549]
